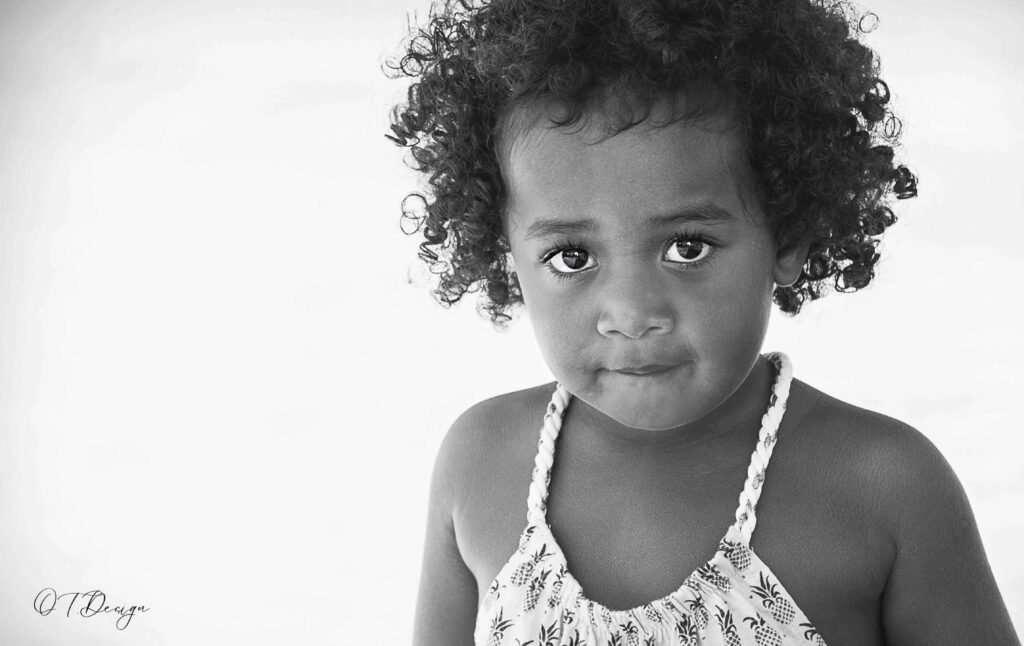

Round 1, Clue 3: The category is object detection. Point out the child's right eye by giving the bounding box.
[541,245,595,278]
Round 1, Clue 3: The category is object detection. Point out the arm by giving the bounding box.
[876,423,1020,645]
[411,409,481,646]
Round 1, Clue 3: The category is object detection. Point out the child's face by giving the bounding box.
[502,101,804,431]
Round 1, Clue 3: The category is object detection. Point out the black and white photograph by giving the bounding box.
[0,1,1021,644]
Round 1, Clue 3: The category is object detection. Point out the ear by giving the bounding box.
[772,235,812,288]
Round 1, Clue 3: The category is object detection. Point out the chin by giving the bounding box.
[613,406,698,431]
[613,414,681,432]
[598,392,704,431]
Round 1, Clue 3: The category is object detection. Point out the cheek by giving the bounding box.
[517,275,593,366]
[530,292,587,349]
[695,249,775,352]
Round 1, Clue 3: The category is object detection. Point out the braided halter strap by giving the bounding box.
[733,351,793,543]
[526,352,794,543]
[526,386,571,526]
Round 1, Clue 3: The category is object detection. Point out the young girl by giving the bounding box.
[386,1,1019,644]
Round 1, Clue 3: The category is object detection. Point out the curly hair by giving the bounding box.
[385,0,918,327]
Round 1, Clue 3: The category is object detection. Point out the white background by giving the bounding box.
[0,0,1021,644]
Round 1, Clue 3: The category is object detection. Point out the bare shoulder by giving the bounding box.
[790,378,924,442]
[428,382,557,532]
[781,378,987,584]
[763,379,932,570]
[788,379,954,509]
[435,382,557,498]
[787,382,1019,643]
[432,382,560,593]
[414,384,558,645]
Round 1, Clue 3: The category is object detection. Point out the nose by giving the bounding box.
[596,273,675,339]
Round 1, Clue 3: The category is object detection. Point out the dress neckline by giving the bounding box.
[519,352,794,621]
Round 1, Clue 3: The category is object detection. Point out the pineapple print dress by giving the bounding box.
[474,352,829,646]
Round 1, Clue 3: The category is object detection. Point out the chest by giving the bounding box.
[457,426,894,645]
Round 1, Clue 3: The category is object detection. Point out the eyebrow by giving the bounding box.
[523,203,736,241]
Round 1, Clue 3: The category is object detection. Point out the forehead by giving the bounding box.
[499,99,758,232]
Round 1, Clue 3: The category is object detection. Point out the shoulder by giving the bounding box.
[430,382,558,515]
[414,385,557,645]
[771,379,975,606]
[437,381,556,473]
[785,379,963,543]
[787,386,1019,641]
[792,379,949,475]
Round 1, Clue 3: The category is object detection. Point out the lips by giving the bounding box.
[611,364,676,375]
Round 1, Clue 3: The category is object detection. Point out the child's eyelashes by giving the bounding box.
[540,244,596,277]
[665,237,714,265]
[538,231,719,280]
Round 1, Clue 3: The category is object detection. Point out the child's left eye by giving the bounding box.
[665,237,713,264]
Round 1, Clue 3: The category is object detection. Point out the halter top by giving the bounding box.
[473,352,828,646]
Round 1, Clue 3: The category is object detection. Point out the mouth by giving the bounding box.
[611,364,677,376]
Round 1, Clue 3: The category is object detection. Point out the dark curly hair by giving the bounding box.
[385,0,918,327]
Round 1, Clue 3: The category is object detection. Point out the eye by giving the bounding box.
[665,237,712,265]
[545,247,595,275]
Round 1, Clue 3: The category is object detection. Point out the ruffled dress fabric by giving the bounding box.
[474,352,828,646]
